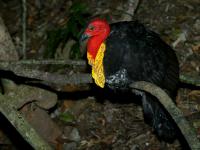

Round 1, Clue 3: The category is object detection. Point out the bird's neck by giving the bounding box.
[87,42,106,88]
[87,34,107,60]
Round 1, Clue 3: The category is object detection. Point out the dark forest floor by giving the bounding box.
[0,0,200,149]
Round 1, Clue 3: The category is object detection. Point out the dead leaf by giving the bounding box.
[188,90,200,102]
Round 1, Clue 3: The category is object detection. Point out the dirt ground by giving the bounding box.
[0,0,200,149]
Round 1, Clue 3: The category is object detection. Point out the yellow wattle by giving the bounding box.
[87,43,106,88]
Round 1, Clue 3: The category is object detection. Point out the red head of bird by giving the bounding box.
[80,19,110,60]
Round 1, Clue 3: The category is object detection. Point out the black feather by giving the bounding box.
[103,21,179,141]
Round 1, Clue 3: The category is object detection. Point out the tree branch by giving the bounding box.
[0,16,19,60]
[0,94,52,150]
[0,15,53,149]
[0,59,86,66]
[0,60,92,86]
[130,81,200,150]
[121,0,140,21]
[0,60,200,88]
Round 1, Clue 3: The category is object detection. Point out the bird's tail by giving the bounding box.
[142,93,177,142]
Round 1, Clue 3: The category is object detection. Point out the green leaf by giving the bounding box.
[74,13,87,26]
[70,2,87,14]
[44,29,62,58]
[44,2,90,59]
[59,112,75,123]
[70,43,81,59]
[67,18,79,38]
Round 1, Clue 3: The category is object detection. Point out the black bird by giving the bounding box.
[80,19,179,141]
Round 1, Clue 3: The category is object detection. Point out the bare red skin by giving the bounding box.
[84,19,110,59]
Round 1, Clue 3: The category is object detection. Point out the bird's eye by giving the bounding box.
[88,26,95,31]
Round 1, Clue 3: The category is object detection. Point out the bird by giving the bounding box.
[80,18,179,142]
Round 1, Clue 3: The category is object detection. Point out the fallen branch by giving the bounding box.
[1,60,200,88]
[11,67,92,85]
[2,79,57,110]
[130,81,200,150]
[0,15,52,149]
[0,94,53,150]
[0,60,92,86]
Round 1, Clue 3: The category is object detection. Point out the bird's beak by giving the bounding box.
[79,33,90,56]
[80,33,90,42]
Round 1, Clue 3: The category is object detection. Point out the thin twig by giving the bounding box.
[130,81,200,150]
[22,0,27,59]
[0,59,86,66]
[180,74,200,87]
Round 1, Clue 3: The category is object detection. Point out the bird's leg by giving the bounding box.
[140,93,176,141]
[132,89,154,125]
[139,92,155,126]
